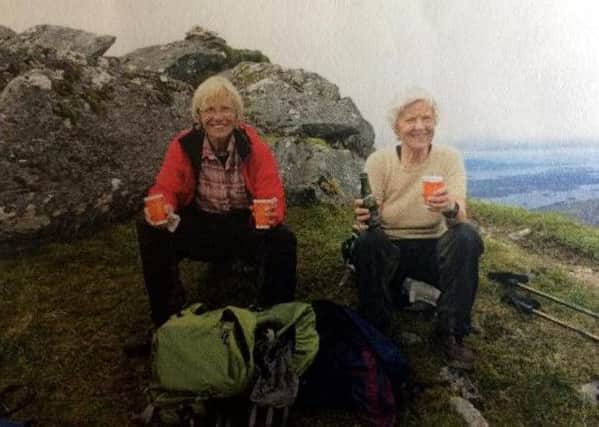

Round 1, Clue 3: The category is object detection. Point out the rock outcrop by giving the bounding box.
[1,24,374,255]
[15,25,115,59]
[226,62,373,204]
[121,26,269,88]
[1,28,191,253]
[0,25,16,42]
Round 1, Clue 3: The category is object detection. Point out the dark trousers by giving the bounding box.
[352,223,484,337]
[136,207,297,326]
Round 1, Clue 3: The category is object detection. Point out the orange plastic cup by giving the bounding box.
[422,176,444,202]
[144,194,168,224]
[253,199,273,229]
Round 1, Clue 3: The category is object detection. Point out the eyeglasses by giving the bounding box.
[401,116,435,127]
[199,106,236,118]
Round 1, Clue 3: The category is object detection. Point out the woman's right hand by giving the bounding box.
[144,204,174,229]
[353,198,370,232]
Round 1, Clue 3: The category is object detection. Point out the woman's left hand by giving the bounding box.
[264,197,278,226]
[250,197,278,227]
[425,184,456,213]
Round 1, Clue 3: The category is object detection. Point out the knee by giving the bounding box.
[269,225,297,251]
[136,216,153,242]
[449,222,484,255]
[354,229,388,254]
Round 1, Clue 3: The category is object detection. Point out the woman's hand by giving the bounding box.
[353,198,383,231]
[353,198,370,231]
[425,184,456,213]
[250,197,278,227]
[264,197,278,226]
[144,204,174,228]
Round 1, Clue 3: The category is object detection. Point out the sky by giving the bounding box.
[2,0,599,149]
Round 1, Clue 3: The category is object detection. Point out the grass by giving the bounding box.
[1,202,598,426]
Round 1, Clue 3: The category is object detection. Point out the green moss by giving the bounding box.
[305,137,329,147]
[228,62,266,87]
[262,134,283,145]
[224,46,270,68]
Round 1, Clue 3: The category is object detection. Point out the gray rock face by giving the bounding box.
[15,25,115,59]
[121,26,269,88]
[1,36,191,254]
[1,25,373,255]
[268,137,364,205]
[0,25,16,41]
[227,62,374,157]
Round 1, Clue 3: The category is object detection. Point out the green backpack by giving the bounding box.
[141,302,319,425]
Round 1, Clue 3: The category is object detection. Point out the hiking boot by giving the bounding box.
[123,330,153,358]
[437,335,475,371]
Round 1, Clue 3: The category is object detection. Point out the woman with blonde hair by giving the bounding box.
[128,76,296,355]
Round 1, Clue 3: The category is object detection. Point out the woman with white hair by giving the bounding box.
[352,88,483,370]
[128,76,296,356]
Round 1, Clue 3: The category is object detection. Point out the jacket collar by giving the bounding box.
[180,125,251,162]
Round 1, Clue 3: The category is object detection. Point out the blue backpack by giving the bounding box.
[298,301,410,427]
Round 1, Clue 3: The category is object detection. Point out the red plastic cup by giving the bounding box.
[422,176,444,203]
[253,199,273,229]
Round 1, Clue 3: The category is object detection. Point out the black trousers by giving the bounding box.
[136,207,297,326]
[352,223,484,337]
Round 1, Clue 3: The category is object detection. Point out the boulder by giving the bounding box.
[267,136,364,205]
[227,62,374,158]
[14,24,115,59]
[0,37,191,255]
[0,25,16,42]
[121,26,269,88]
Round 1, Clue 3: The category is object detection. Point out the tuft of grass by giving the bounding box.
[0,202,598,426]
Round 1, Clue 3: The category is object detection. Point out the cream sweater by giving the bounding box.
[364,144,466,239]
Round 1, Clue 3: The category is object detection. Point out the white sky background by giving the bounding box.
[2,0,599,148]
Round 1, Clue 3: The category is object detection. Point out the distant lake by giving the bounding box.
[464,146,599,209]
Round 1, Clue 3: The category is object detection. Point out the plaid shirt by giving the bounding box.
[195,135,250,213]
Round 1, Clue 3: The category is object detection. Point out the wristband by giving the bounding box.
[442,202,460,219]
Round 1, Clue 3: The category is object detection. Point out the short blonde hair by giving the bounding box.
[387,86,438,129]
[191,76,244,123]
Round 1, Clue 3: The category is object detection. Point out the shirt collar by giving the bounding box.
[202,134,236,160]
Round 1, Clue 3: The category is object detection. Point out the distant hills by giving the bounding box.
[535,198,599,226]
[467,167,599,199]
[465,154,599,226]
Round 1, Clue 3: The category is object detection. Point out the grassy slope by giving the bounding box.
[1,202,598,426]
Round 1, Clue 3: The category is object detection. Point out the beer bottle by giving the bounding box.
[359,172,380,228]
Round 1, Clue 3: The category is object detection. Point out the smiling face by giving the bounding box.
[198,95,238,146]
[394,100,436,151]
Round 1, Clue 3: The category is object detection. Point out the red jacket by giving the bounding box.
[149,123,286,224]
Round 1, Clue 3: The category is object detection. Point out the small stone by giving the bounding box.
[508,228,531,241]
[111,178,122,191]
[579,379,599,405]
[440,367,483,403]
[450,396,488,427]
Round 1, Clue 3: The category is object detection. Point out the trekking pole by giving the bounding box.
[488,272,599,319]
[502,292,599,344]
[338,231,358,287]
